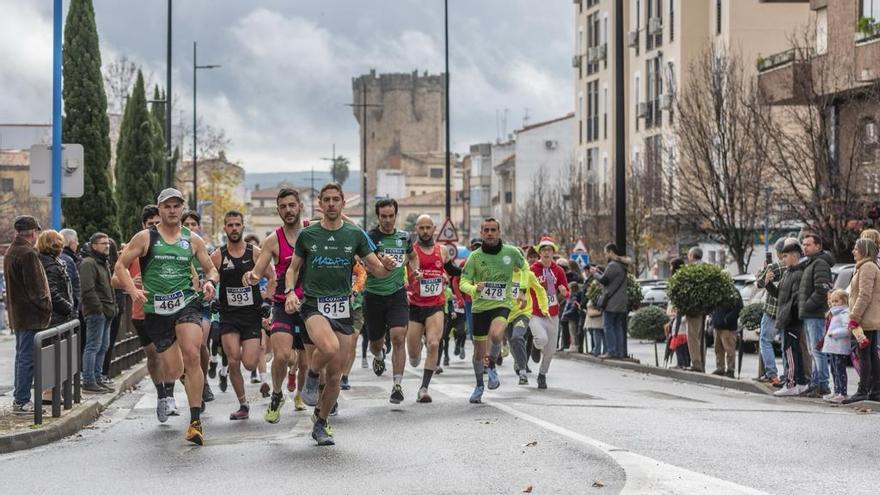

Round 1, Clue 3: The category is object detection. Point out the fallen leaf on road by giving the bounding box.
[523,440,538,447]
[523,485,533,493]
[592,481,604,488]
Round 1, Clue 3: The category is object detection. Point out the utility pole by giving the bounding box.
[346,82,382,230]
[614,0,627,250]
[165,0,173,188]
[444,0,452,221]
[192,41,220,208]
[320,144,337,182]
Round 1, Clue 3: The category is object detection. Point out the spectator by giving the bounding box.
[3,216,52,414]
[79,232,117,393]
[767,241,809,397]
[666,258,690,368]
[843,238,880,404]
[859,229,880,264]
[0,274,6,332]
[561,281,584,352]
[711,289,743,378]
[684,246,709,372]
[37,230,74,328]
[101,239,125,384]
[59,228,81,315]
[798,233,833,397]
[822,289,851,404]
[592,243,629,359]
[755,239,787,386]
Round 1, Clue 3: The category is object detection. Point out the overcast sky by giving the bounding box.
[1,0,574,173]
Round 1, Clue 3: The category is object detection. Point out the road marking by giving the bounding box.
[430,382,770,495]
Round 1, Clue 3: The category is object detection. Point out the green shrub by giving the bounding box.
[626,273,643,312]
[738,302,763,331]
[667,263,735,317]
[628,305,669,340]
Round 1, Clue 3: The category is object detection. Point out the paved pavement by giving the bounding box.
[1,342,877,494]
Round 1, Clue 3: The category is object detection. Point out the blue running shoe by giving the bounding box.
[302,372,320,407]
[469,385,484,404]
[487,368,500,390]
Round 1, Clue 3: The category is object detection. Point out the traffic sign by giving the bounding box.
[29,144,84,198]
[570,252,590,268]
[444,243,457,261]
[572,239,587,253]
[437,218,458,243]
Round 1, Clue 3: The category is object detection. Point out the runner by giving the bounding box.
[459,218,528,403]
[114,188,219,445]
[406,215,452,403]
[283,182,396,446]
[181,211,217,406]
[528,236,570,389]
[363,198,420,403]
[242,187,311,423]
[111,205,176,421]
[341,258,367,390]
[244,233,272,394]
[508,249,549,386]
[211,211,272,420]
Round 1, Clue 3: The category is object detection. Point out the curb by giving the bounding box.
[0,362,148,454]
[557,352,880,412]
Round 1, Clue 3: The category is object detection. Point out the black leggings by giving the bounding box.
[856,330,880,396]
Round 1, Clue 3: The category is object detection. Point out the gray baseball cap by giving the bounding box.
[157,188,185,204]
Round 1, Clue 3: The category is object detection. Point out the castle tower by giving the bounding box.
[352,69,446,200]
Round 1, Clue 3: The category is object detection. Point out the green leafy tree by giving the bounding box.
[61,0,119,240]
[331,156,350,185]
[115,70,158,239]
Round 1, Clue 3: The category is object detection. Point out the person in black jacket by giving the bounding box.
[798,233,834,397]
[710,289,743,378]
[59,228,81,316]
[766,241,809,397]
[37,230,74,327]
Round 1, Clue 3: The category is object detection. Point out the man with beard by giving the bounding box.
[459,218,528,403]
[284,182,396,445]
[243,188,311,423]
[212,211,272,420]
[114,188,219,445]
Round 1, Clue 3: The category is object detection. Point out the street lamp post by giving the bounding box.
[346,84,382,230]
[614,0,626,250]
[192,41,220,208]
[165,0,173,188]
[320,144,337,182]
[444,0,452,221]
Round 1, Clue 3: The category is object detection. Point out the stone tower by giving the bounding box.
[352,69,446,200]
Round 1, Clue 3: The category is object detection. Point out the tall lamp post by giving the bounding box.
[614,0,626,250]
[443,0,452,221]
[192,41,220,208]
[320,144,337,181]
[165,0,173,188]
[347,83,382,230]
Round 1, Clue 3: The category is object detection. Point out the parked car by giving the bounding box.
[832,263,855,292]
[641,282,668,308]
[732,274,759,302]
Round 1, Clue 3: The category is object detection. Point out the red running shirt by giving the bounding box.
[408,244,446,307]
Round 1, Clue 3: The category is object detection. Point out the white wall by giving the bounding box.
[514,117,575,205]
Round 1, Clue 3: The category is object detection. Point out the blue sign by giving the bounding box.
[570,253,590,268]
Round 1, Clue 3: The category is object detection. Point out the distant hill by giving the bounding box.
[245,170,362,193]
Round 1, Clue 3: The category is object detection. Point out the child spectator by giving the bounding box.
[822,289,851,403]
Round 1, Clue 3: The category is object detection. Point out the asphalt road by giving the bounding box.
[1,344,878,495]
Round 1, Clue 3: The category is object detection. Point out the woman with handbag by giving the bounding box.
[843,238,880,404]
[665,258,690,368]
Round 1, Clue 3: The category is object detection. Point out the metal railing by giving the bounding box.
[33,319,81,425]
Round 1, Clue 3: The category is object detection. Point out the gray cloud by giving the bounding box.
[1,0,574,173]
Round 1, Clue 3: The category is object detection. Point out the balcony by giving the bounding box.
[757,49,812,106]
[855,30,880,82]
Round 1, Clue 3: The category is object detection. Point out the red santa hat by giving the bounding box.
[536,236,558,252]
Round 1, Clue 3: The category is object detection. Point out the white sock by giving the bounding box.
[372,348,385,360]
[210,354,219,364]
[259,372,267,383]
[219,366,228,377]
[393,374,402,385]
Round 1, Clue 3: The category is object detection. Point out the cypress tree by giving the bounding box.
[115,71,158,239]
[61,0,120,241]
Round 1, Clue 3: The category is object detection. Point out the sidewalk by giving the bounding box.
[0,328,147,453]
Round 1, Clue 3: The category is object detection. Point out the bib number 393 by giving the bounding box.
[226,286,253,307]
[419,277,443,297]
[318,296,350,319]
[479,282,507,301]
[154,291,184,315]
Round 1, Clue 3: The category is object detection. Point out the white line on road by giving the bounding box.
[430,382,770,495]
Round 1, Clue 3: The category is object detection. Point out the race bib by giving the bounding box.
[226,286,253,307]
[479,282,507,301]
[154,291,184,315]
[548,293,558,306]
[419,278,443,297]
[318,296,350,319]
[384,248,406,268]
[511,283,521,299]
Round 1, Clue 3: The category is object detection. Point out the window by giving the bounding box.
[603,85,609,139]
[646,0,662,50]
[430,168,443,178]
[863,0,880,19]
[816,8,827,54]
[635,74,641,131]
[716,0,722,35]
[587,80,599,142]
[669,0,675,41]
[504,191,513,204]
[586,12,601,75]
[646,56,663,128]
[1,178,13,193]
[635,0,641,55]
[644,135,664,207]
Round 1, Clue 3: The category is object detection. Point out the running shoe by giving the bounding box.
[312,420,335,446]
[518,371,529,386]
[372,353,387,377]
[390,384,404,404]
[208,361,218,379]
[250,369,259,384]
[156,397,169,423]
[361,357,368,369]
[302,373,320,406]
[459,346,466,360]
[260,382,271,398]
[340,375,351,391]
[287,372,297,393]
[496,355,504,367]
[218,373,228,393]
[200,401,206,414]
[417,387,432,403]
[265,392,283,424]
[186,420,204,446]
[203,383,215,402]
[435,366,444,375]
[330,401,339,416]
[501,343,510,358]
[443,355,450,367]
[469,385,484,404]
[230,404,250,420]
[168,397,180,416]
[537,373,547,390]
[530,347,542,364]
[454,341,461,357]
[293,393,306,411]
[487,368,500,390]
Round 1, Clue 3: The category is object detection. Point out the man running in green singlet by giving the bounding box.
[284,183,396,446]
[459,218,528,403]
[115,188,220,445]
